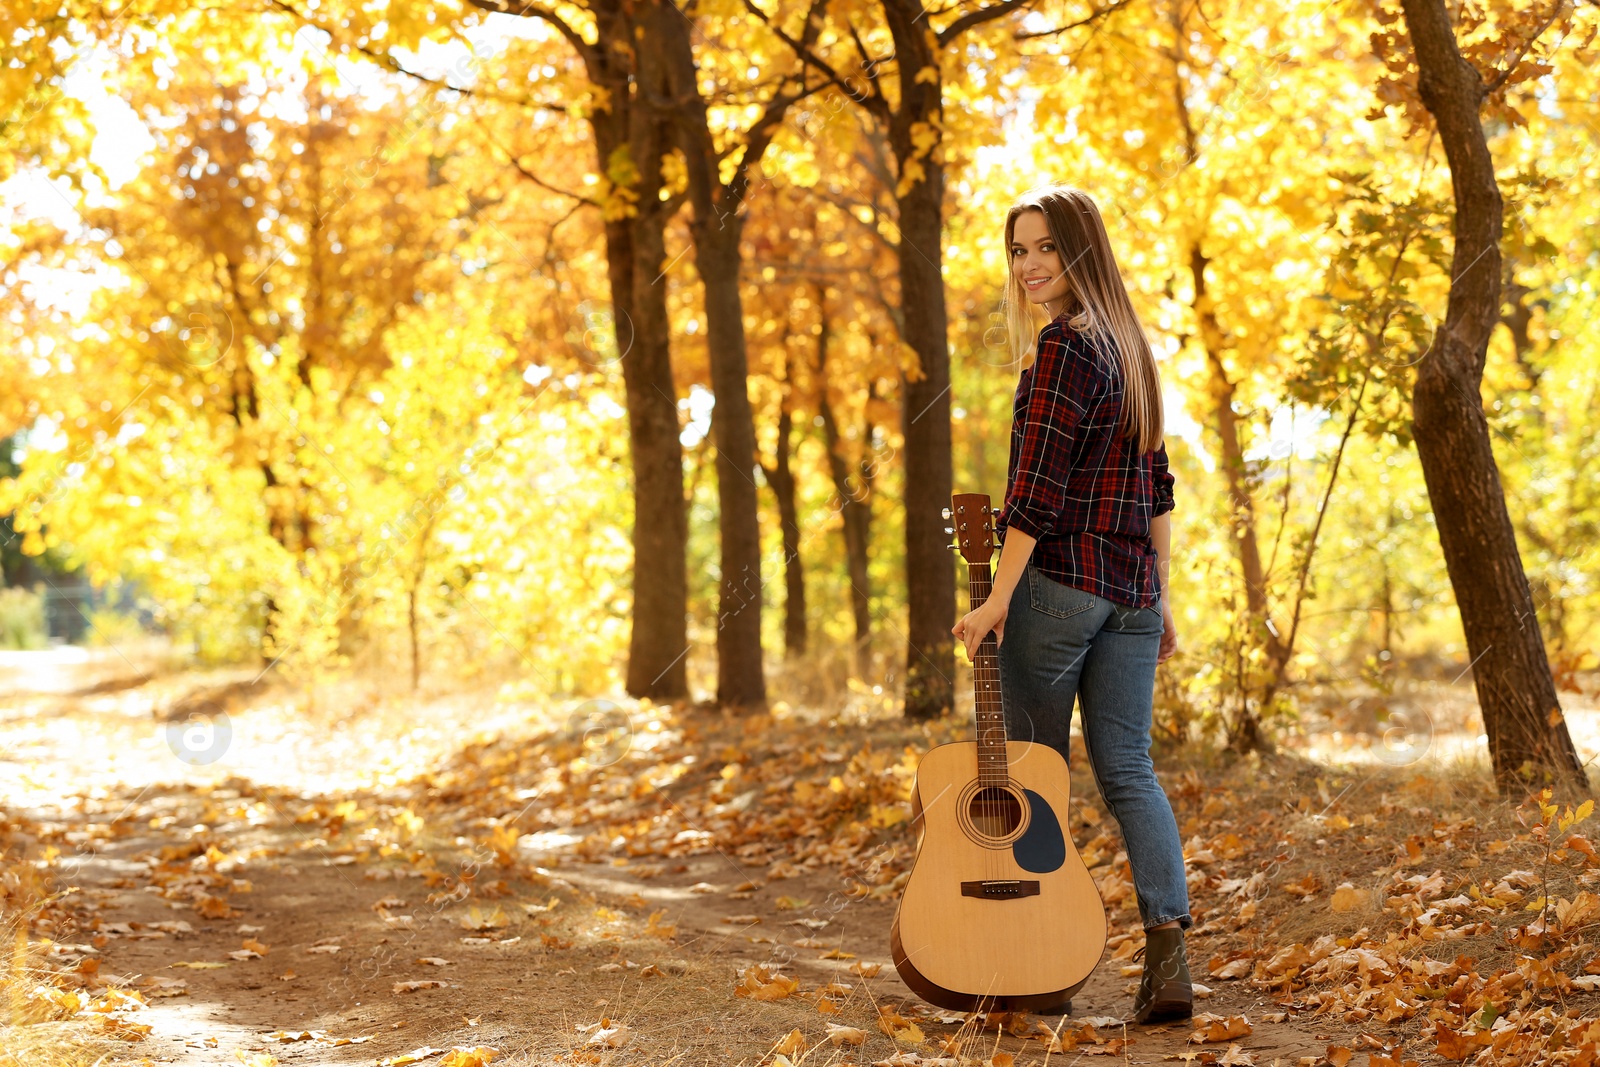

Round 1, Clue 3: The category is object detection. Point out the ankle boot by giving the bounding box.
[1127,926,1192,1025]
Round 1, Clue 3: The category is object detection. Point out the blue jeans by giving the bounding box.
[997,563,1191,931]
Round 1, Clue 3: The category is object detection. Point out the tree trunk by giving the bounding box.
[1162,5,1283,746]
[475,0,692,700]
[1398,0,1586,793]
[764,391,808,660]
[655,0,767,711]
[883,0,955,720]
[1190,244,1286,668]
[815,285,876,678]
[408,564,422,693]
[595,5,690,701]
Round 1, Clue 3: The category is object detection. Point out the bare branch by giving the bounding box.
[269,0,571,112]
[472,122,598,206]
[731,0,831,196]
[936,0,1034,48]
[463,0,597,69]
[1482,0,1569,97]
[740,0,891,118]
[1013,0,1135,42]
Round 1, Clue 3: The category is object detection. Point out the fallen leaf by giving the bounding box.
[459,906,509,931]
[827,1024,867,1046]
[194,894,238,919]
[393,980,449,993]
[1210,957,1253,980]
[587,1022,630,1048]
[1189,1014,1252,1044]
[773,1029,807,1056]
[1434,1027,1492,1061]
[377,1047,447,1066]
[878,1010,925,1045]
[139,976,188,998]
[1330,884,1370,912]
[734,964,799,1001]
[100,1016,154,1041]
[645,909,677,940]
[1282,873,1320,898]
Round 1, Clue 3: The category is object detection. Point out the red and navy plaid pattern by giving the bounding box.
[996,317,1175,610]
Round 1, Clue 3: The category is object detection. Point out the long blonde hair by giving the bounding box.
[1002,185,1164,454]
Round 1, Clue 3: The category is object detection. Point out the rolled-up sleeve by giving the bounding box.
[1152,440,1175,517]
[1003,324,1104,540]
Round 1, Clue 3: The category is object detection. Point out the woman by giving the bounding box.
[951,184,1191,1025]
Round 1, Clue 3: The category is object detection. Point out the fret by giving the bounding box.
[965,550,1009,787]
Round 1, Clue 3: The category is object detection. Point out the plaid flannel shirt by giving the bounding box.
[995,317,1175,610]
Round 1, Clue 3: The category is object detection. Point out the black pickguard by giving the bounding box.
[1012,788,1067,873]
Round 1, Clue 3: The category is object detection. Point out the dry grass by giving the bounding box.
[1142,738,1600,1003]
[0,833,114,1067]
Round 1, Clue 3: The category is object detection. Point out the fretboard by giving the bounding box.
[969,562,1009,787]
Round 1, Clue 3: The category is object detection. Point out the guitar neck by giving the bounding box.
[968,560,1009,787]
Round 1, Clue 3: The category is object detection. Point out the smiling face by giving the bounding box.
[1010,208,1071,315]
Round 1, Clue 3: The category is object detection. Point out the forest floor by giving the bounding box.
[5,646,1600,1067]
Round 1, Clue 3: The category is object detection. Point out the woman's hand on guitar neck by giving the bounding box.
[952,526,1033,663]
[952,596,1009,664]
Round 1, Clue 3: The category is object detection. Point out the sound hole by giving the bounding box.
[967,787,1023,838]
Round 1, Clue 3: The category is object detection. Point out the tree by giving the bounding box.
[815,286,884,679]
[648,0,828,710]
[757,342,808,661]
[749,0,1070,718]
[1389,0,1587,791]
[464,0,693,701]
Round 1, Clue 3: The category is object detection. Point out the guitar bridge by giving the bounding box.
[960,879,1041,900]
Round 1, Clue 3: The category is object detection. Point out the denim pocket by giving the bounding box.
[1026,566,1096,619]
[1107,603,1164,635]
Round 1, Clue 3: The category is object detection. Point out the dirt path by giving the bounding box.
[47,790,1338,1067]
[10,651,1550,1066]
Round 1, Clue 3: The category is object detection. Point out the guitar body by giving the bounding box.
[890,741,1107,1011]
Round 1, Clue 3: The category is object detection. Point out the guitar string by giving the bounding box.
[966,521,1008,882]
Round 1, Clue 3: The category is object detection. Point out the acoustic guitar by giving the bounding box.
[889,492,1108,1012]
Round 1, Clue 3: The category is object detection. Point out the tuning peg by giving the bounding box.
[941,507,952,519]
[942,526,953,535]
[990,506,1001,515]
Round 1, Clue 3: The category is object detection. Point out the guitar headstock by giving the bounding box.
[945,493,995,565]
